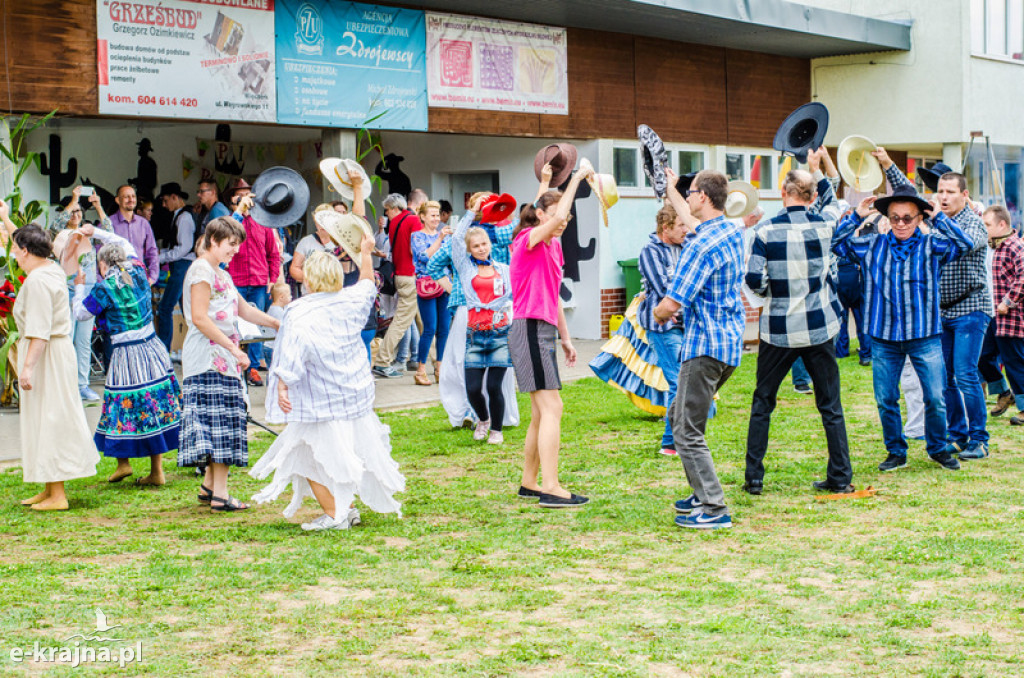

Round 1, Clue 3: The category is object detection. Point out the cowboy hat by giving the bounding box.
[873,185,933,217]
[479,193,517,224]
[725,181,759,219]
[316,211,373,267]
[534,143,578,187]
[249,167,310,228]
[637,124,669,198]
[675,171,698,195]
[837,135,884,192]
[773,102,829,164]
[226,177,251,196]
[320,157,372,203]
[580,158,619,227]
[156,182,188,201]
[918,162,956,192]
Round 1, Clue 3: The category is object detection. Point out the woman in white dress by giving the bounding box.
[1,204,98,511]
[251,238,404,531]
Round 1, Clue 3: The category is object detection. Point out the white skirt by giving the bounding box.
[249,413,405,519]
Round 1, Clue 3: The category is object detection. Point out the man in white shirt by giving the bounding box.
[156,182,196,351]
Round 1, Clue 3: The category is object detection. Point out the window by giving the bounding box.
[972,0,1024,59]
[613,148,638,188]
[677,150,702,175]
[723,150,781,192]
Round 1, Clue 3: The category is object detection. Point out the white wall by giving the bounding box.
[379,131,603,339]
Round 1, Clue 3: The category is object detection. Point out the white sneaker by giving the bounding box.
[346,507,361,527]
[487,430,504,445]
[300,513,349,531]
[473,420,491,441]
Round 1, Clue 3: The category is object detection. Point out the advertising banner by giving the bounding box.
[275,1,427,130]
[96,0,276,122]
[425,12,568,115]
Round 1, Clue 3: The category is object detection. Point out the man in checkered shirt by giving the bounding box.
[875,149,992,460]
[743,146,854,495]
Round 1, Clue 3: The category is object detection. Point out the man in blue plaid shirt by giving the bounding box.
[743,146,854,495]
[653,168,746,531]
[874,149,993,460]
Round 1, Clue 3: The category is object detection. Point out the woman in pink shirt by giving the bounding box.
[508,165,592,508]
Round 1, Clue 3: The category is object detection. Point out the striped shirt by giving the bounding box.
[884,165,992,319]
[264,279,377,423]
[637,232,683,333]
[746,177,843,347]
[664,216,746,367]
[832,210,974,341]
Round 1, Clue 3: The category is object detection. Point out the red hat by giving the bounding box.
[478,193,516,224]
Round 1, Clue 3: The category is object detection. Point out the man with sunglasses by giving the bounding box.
[195,180,230,240]
[872,149,992,461]
[653,168,746,530]
[833,185,974,472]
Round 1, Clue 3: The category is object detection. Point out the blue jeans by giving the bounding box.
[872,336,947,457]
[978,318,1009,395]
[237,285,269,367]
[836,305,871,361]
[791,357,810,387]
[396,323,419,364]
[157,259,192,351]
[648,328,683,448]
[417,293,451,364]
[361,328,376,364]
[941,311,990,445]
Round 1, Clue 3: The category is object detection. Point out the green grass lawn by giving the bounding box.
[2,355,1023,677]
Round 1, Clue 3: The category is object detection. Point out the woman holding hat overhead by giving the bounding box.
[251,243,405,531]
[411,200,451,386]
[509,164,592,507]
[179,216,281,512]
[448,195,515,444]
[1,202,98,511]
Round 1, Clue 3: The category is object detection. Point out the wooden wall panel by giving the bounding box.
[633,37,727,145]
[428,108,541,136]
[725,49,809,148]
[1,0,97,116]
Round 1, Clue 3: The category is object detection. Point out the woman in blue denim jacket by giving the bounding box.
[451,201,514,445]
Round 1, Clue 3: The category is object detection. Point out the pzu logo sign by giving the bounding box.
[295,3,324,55]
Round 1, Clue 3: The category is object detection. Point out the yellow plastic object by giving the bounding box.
[608,314,624,335]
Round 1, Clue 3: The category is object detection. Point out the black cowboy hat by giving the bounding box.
[773,102,829,164]
[675,172,698,195]
[136,138,153,153]
[637,124,669,198]
[918,162,956,192]
[156,182,189,201]
[874,185,933,217]
[250,167,310,229]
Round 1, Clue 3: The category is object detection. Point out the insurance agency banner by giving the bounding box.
[96,0,276,122]
[425,12,568,115]
[275,1,427,130]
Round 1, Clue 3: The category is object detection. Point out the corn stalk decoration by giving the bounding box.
[0,111,56,406]
[355,102,388,221]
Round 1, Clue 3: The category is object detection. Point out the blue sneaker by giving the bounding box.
[943,439,969,456]
[675,509,732,530]
[372,365,403,379]
[79,386,100,402]
[673,494,703,514]
[958,442,989,460]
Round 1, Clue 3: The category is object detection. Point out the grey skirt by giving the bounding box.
[509,318,561,392]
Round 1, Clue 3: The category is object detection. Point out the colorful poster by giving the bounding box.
[425,13,568,115]
[96,0,276,121]
[275,1,427,130]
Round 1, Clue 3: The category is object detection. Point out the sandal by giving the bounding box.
[414,372,431,386]
[209,495,249,512]
[197,485,213,504]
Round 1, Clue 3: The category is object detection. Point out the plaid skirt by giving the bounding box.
[178,371,248,468]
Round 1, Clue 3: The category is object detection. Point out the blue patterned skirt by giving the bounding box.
[178,371,248,468]
[95,330,181,458]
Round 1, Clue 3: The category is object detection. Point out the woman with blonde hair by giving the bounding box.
[411,200,451,385]
[251,242,405,531]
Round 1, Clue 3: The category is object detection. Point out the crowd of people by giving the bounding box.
[2,138,1022,530]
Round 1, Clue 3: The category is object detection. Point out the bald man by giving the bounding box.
[743,147,853,495]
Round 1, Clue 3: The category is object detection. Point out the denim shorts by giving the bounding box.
[465,326,512,368]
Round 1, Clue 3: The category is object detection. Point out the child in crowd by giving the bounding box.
[179,217,281,512]
[509,166,592,508]
[451,196,514,444]
[263,282,292,365]
[251,241,405,531]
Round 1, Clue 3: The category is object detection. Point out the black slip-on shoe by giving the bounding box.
[538,492,589,508]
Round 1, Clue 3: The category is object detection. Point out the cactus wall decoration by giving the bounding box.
[39,134,77,204]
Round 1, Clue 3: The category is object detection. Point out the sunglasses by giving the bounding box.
[889,214,922,226]
[684,189,704,198]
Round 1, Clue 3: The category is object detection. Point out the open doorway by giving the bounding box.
[448,171,499,210]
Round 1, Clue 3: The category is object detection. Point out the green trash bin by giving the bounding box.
[618,258,642,300]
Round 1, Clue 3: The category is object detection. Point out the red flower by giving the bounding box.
[0,280,17,318]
